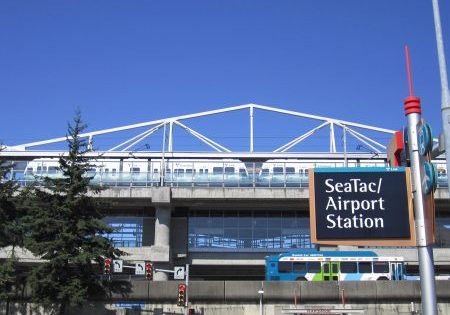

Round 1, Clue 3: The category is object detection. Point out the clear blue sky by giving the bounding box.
[1,1,449,152]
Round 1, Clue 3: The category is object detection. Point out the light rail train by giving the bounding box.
[17,158,449,187]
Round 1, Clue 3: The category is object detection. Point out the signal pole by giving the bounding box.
[404,46,438,315]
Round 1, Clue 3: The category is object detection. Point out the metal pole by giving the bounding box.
[185,263,189,315]
[160,123,167,186]
[258,282,264,315]
[250,106,254,152]
[405,97,438,315]
[431,0,450,191]
[343,126,348,167]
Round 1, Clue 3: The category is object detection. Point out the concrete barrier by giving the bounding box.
[190,281,225,301]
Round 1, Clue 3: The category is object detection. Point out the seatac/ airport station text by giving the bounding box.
[324,178,385,229]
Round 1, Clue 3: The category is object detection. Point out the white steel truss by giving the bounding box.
[4,104,396,155]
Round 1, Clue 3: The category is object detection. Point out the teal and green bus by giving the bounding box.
[265,251,405,281]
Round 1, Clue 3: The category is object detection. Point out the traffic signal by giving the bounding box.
[177,284,186,307]
[104,258,112,274]
[145,262,153,280]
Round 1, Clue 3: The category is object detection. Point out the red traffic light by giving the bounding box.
[145,262,153,280]
[178,284,186,306]
[104,258,112,274]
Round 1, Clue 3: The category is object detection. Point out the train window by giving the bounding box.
[224,167,235,174]
[304,169,309,175]
[165,169,171,174]
[213,167,223,174]
[323,263,330,273]
[278,261,292,273]
[261,168,269,175]
[373,262,389,273]
[48,166,58,174]
[131,167,140,173]
[87,168,96,173]
[153,169,159,173]
[112,169,117,173]
[174,169,184,174]
[104,168,109,173]
[199,169,204,174]
[286,167,295,174]
[358,262,372,273]
[186,169,193,174]
[26,167,33,173]
[340,262,357,273]
[308,262,321,273]
[204,169,208,174]
[239,169,247,177]
[293,262,306,272]
[273,167,283,174]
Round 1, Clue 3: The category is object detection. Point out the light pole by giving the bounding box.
[431,0,450,191]
[258,282,264,315]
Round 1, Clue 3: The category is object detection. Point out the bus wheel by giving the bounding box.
[377,277,389,281]
[296,277,307,281]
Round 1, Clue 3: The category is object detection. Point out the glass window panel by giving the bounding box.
[239,229,252,238]
[373,262,389,273]
[359,262,372,273]
[278,262,292,273]
[308,262,321,273]
[253,228,267,239]
[293,262,306,273]
[341,262,357,273]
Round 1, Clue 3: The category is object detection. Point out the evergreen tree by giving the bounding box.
[25,112,121,315]
[0,149,27,313]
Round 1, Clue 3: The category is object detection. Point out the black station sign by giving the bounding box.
[309,167,416,246]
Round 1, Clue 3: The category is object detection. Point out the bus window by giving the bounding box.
[293,262,306,273]
[358,262,372,273]
[308,262,321,273]
[340,262,357,273]
[278,262,292,273]
[213,167,223,175]
[373,262,389,273]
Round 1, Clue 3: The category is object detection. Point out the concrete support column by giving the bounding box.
[153,205,172,281]
[154,205,171,249]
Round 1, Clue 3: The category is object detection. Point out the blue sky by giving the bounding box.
[0,1,449,152]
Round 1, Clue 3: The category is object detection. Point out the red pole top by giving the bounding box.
[404,96,422,115]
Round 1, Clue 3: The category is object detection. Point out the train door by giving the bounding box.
[322,262,339,281]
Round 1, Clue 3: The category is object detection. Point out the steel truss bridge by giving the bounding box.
[2,104,395,160]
